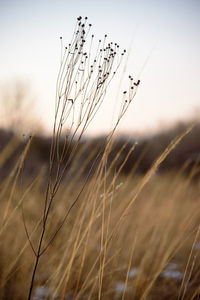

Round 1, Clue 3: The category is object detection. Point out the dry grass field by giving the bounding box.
[0,131,200,300]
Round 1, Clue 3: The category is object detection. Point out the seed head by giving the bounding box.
[134,80,140,86]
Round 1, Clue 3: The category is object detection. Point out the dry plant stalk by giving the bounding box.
[26,16,139,299]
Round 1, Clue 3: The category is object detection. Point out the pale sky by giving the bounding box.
[0,0,200,136]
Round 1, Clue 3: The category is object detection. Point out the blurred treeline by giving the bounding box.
[0,81,200,182]
[0,121,200,182]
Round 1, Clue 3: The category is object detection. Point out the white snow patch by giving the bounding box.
[33,286,50,300]
[115,281,131,293]
[161,269,184,279]
[128,267,139,278]
[194,241,200,250]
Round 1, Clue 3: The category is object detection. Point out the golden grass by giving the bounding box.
[0,132,200,300]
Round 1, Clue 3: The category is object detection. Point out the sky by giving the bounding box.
[0,0,200,136]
